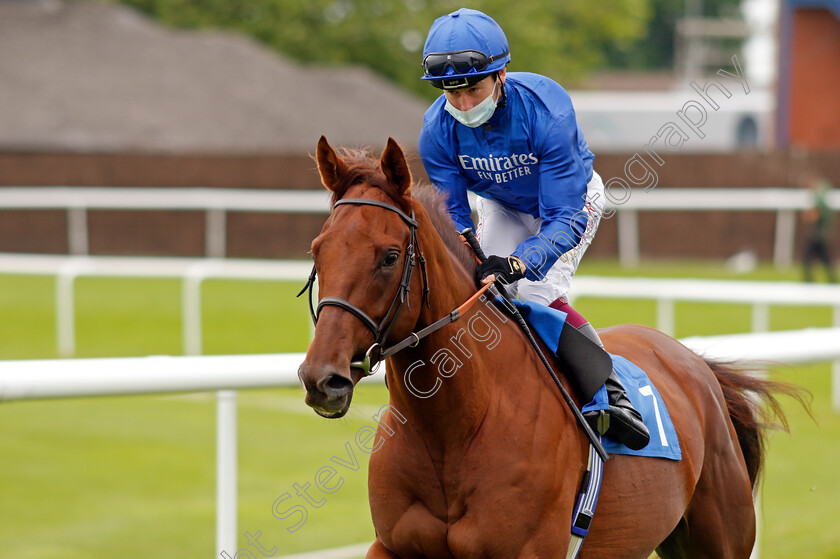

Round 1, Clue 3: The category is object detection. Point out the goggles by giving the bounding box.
[422,49,510,78]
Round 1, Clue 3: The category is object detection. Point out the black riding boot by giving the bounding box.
[574,323,650,451]
[584,369,650,450]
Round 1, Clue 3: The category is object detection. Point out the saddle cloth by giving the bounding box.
[513,299,682,460]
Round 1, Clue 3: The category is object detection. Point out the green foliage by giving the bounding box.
[603,0,745,70]
[111,0,652,99]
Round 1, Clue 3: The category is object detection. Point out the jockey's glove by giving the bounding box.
[476,255,526,285]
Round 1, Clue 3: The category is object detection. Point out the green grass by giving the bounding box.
[0,275,58,359]
[0,261,838,558]
[760,364,840,559]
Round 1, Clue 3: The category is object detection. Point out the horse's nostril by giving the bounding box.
[325,373,353,392]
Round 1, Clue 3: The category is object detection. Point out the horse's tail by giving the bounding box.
[705,358,808,488]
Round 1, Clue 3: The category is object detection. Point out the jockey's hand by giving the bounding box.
[476,255,526,285]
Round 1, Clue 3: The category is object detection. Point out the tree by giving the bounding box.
[117,0,652,99]
[603,0,744,69]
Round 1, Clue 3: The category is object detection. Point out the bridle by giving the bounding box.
[298,197,430,375]
[298,195,498,381]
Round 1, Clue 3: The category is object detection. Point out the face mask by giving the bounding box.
[444,81,499,128]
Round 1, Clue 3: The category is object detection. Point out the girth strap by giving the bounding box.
[566,442,605,559]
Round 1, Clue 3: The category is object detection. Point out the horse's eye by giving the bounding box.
[382,252,400,267]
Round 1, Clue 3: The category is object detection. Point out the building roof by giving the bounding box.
[0,0,429,153]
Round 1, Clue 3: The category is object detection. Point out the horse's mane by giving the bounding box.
[320,146,477,276]
[411,184,478,276]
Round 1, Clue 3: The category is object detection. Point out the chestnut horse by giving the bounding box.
[298,136,786,559]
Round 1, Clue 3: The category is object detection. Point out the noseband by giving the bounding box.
[298,198,429,375]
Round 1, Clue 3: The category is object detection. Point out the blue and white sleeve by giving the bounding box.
[418,128,474,233]
[511,113,589,281]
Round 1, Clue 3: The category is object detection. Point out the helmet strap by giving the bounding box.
[495,73,507,108]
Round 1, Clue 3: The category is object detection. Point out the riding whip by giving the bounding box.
[460,228,609,462]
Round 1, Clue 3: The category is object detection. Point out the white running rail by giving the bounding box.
[2,252,839,358]
[2,186,839,264]
[0,329,838,558]
[2,252,840,558]
[0,253,313,357]
[1,252,838,412]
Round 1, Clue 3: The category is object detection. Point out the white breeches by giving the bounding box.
[475,171,605,305]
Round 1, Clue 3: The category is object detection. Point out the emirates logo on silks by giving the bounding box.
[458,152,539,183]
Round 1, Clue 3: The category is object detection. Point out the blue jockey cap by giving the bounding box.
[421,8,510,88]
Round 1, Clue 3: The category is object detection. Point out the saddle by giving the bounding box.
[513,298,682,460]
[510,299,611,403]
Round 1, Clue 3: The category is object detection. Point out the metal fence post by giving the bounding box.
[833,306,840,413]
[206,209,227,258]
[751,303,770,333]
[656,298,675,337]
[773,209,795,268]
[67,207,89,255]
[216,390,238,557]
[617,209,640,267]
[182,265,238,556]
[56,262,80,358]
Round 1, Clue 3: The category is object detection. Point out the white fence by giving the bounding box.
[0,253,313,357]
[1,329,838,558]
[1,329,837,403]
[3,252,840,350]
[0,353,326,556]
[2,252,839,407]
[570,276,840,336]
[0,187,332,258]
[568,276,840,412]
[608,186,840,266]
[3,186,839,556]
[2,186,839,265]
[0,353,307,401]
[2,252,840,557]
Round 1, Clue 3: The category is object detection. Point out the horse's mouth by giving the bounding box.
[304,389,353,419]
[314,407,348,419]
[298,359,358,419]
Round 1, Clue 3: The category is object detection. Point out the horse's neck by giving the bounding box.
[386,221,535,444]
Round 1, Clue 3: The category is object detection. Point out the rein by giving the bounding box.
[460,228,610,463]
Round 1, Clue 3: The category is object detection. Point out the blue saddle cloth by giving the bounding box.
[513,299,682,460]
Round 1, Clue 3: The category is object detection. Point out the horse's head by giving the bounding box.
[298,136,424,418]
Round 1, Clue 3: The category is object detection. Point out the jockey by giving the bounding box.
[418,8,650,450]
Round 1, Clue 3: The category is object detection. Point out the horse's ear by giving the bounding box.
[380,137,412,195]
[316,135,348,193]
